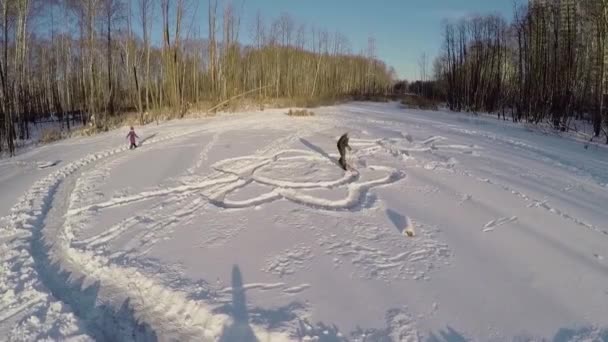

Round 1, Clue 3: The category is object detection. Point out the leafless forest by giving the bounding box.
[2,0,608,156]
[435,0,608,142]
[0,0,393,155]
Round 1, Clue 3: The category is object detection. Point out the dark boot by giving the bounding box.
[339,156,347,170]
[337,133,350,171]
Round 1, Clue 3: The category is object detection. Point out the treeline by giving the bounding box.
[435,0,608,142]
[0,0,393,156]
[394,80,443,100]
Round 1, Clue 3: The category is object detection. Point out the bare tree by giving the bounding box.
[418,52,428,96]
[0,3,395,153]
[138,0,154,115]
[436,1,608,141]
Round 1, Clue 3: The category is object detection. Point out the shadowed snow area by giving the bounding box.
[1,103,607,341]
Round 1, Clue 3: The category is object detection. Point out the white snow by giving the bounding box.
[1,103,607,341]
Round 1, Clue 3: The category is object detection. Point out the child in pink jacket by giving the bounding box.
[127,126,139,149]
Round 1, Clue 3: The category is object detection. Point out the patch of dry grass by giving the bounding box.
[62,95,341,142]
[286,109,315,117]
[400,95,439,110]
[198,96,344,116]
[350,94,390,102]
[265,96,345,109]
[41,128,63,143]
[70,111,145,137]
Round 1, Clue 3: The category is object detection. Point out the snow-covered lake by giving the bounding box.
[1,102,607,341]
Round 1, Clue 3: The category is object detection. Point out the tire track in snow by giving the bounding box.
[38,119,332,340]
[59,138,293,340]
[71,149,404,214]
[217,162,403,210]
[3,113,411,340]
[211,148,404,210]
[276,165,401,211]
[0,127,293,340]
[67,176,238,217]
[2,131,189,308]
[15,115,402,339]
[73,191,212,257]
[72,127,327,254]
[0,134,186,339]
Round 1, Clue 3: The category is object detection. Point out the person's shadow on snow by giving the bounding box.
[386,208,407,235]
[219,265,259,342]
[138,133,157,146]
[299,138,341,168]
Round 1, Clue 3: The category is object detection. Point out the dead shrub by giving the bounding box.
[41,128,63,143]
[400,95,438,110]
[286,109,315,117]
[351,94,390,102]
[267,96,344,109]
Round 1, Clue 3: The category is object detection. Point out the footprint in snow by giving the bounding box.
[459,194,472,205]
[403,133,414,143]
[483,216,518,232]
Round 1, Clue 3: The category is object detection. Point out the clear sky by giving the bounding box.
[148,0,518,81]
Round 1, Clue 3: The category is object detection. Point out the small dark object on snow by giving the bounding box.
[337,133,352,171]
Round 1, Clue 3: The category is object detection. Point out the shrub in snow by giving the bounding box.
[41,129,63,143]
[286,109,315,117]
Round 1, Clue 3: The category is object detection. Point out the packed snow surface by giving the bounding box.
[1,102,607,341]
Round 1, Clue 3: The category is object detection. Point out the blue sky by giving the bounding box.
[149,0,517,81]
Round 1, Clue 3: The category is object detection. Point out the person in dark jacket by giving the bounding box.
[337,133,351,171]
